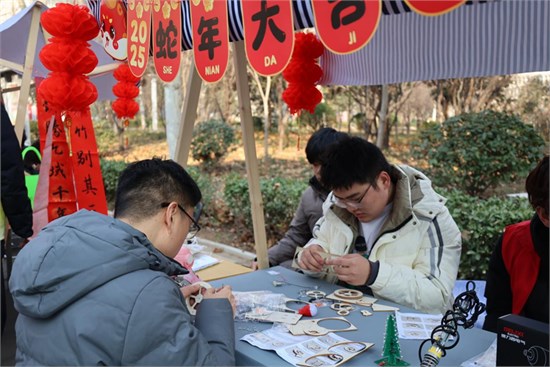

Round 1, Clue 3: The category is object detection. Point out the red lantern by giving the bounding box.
[111,63,140,121]
[282,32,325,115]
[37,3,99,116]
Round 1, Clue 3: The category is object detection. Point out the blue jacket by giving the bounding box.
[10,210,235,365]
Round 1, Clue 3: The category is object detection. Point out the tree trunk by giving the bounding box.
[151,76,159,131]
[164,69,183,159]
[376,84,389,148]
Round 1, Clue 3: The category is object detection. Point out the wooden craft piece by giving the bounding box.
[245,311,302,324]
[305,290,326,300]
[297,341,375,367]
[361,310,373,317]
[327,290,378,307]
[283,297,310,313]
[334,289,362,300]
[371,303,400,312]
[287,316,358,336]
[330,303,354,313]
[186,281,212,315]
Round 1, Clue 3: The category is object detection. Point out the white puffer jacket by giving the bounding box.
[304,165,462,314]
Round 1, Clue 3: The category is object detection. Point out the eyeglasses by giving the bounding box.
[332,184,372,209]
[161,202,202,239]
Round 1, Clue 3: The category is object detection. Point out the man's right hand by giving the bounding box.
[298,244,326,272]
[203,285,236,317]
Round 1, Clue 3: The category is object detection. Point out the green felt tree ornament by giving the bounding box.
[374,314,410,366]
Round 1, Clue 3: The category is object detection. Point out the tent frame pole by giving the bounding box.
[174,64,202,167]
[175,41,269,269]
[14,3,41,143]
[232,40,269,269]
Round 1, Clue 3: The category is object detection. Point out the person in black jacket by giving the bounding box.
[1,101,33,335]
[483,156,549,332]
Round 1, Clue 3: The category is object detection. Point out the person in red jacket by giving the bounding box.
[483,156,549,332]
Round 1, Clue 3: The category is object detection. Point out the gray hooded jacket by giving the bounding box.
[9,210,235,366]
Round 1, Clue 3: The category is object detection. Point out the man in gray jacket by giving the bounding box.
[259,128,347,269]
[10,158,236,365]
[298,137,461,314]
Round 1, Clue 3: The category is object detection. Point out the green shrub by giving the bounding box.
[442,189,533,280]
[224,174,308,241]
[186,166,215,214]
[100,159,127,208]
[191,120,236,168]
[413,111,544,196]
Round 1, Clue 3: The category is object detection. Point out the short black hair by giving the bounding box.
[525,156,548,215]
[114,158,202,221]
[305,128,347,165]
[320,136,399,190]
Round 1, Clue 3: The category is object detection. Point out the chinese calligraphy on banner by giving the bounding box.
[312,0,381,55]
[189,0,230,83]
[69,112,109,215]
[241,0,294,76]
[404,0,466,16]
[152,0,182,82]
[127,0,152,77]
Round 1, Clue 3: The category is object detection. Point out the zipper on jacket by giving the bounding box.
[365,214,413,258]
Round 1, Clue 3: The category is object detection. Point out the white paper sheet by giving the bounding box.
[191,253,220,271]
[395,311,443,340]
[241,327,372,366]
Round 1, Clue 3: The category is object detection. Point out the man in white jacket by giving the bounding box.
[298,137,461,314]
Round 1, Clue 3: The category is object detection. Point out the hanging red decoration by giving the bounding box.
[32,3,108,227]
[282,32,325,115]
[38,3,98,117]
[111,63,140,121]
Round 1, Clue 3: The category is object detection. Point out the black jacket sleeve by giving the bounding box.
[1,103,33,239]
[483,234,512,333]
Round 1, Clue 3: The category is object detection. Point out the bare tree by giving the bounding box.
[428,76,512,120]
[249,68,272,164]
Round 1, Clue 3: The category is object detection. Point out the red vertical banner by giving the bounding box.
[241,0,294,76]
[127,0,152,77]
[404,0,466,16]
[99,0,128,61]
[35,78,52,156]
[46,116,78,221]
[69,111,108,215]
[189,0,230,83]
[152,0,182,82]
[312,0,381,55]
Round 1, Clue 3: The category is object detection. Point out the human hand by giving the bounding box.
[203,285,236,317]
[180,283,203,299]
[325,254,371,286]
[298,245,326,272]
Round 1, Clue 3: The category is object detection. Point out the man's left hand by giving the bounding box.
[325,254,370,286]
[180,283,203,299]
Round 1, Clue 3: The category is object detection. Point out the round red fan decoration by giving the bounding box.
[282,32,325,115]
[38,3,99,117]
[111,63,140,123]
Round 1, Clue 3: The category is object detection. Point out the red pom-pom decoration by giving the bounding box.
[41,3,99,41]
[37,3,99,118]
[112,99,139,120]
[282,32,325,115]
[40,39,98,74]
[111,62,140,120]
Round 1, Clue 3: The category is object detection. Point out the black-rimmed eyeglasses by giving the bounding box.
[332,184,372,209]
[161,202,202,239]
